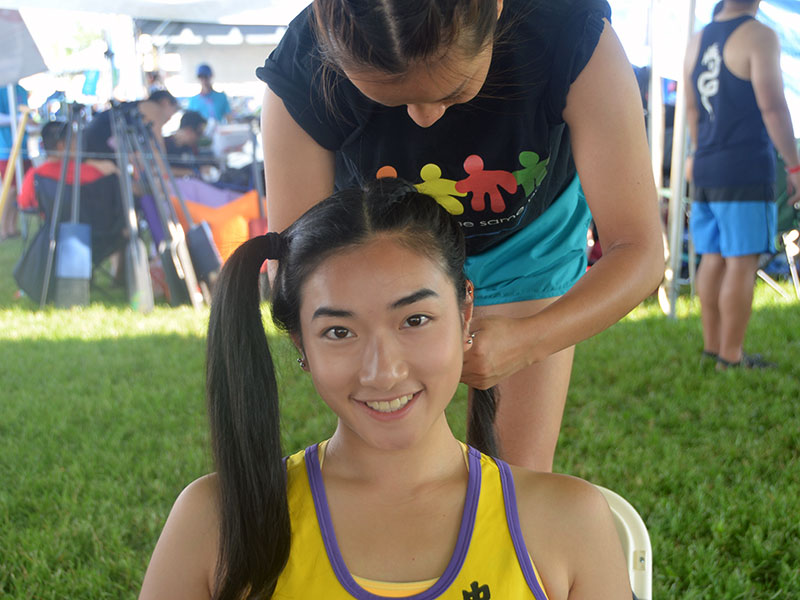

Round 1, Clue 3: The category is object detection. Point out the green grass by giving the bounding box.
[1,237,799,598]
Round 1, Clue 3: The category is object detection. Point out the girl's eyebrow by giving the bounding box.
[312,307,353,320]
[311,289,438,320]
[390,288,438,309]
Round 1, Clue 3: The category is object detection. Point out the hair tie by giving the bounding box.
[258,231,286,260]
[384,179,418,203]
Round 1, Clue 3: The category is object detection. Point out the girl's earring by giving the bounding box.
[297,357,307,369]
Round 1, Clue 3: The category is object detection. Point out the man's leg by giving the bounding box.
[470,296,572,472]
[717,254,760,364]
[695,253,725,354]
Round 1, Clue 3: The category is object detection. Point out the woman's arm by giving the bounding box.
[462,22,664,388]
[138,475,220,600]
[547,21,664,348]
[261,87,336,234]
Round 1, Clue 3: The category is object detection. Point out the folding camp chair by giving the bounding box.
[14,173,128,303]
[757,148,800,299]
[18,203,43,254]
[34,173,127,267]
[596,486,653,600]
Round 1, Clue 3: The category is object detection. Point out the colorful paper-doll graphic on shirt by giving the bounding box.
[513,151,549,196]
[455,155,517,214]
[376,150,549,220]
[414,164,467,215]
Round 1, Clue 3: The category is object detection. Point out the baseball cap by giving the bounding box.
[196,64,213,78]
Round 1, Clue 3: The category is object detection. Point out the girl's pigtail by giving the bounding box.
[467,387,500,458]
[206,233,290,600]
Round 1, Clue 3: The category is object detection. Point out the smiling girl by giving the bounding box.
[138,179,631,600]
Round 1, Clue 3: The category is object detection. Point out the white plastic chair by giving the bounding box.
[595,486,653,600]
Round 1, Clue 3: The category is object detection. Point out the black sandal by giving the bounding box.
[716,352,776,370]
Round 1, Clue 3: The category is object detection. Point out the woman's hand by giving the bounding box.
[461,315,536,389]
[787,170,800,209]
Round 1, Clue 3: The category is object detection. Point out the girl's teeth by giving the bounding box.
[366,394,412,413]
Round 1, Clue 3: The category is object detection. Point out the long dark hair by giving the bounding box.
[311,0,500,74]
[206,178,498,599]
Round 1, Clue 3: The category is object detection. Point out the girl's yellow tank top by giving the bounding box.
[272,442,550,599]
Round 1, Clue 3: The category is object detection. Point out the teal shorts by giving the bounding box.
[464,176,592,306]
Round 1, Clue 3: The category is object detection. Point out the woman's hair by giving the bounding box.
[206,177,498,599]
[311,0,500,74]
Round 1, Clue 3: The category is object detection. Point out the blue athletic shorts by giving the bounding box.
[690,183,776,257]
[464,176,591,306]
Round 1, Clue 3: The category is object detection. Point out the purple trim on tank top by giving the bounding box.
[496,458,549,600]
[303,443,483,600]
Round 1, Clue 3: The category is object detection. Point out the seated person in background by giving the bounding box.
[164,110,217,178]
[82,90,178,164]
[18,120,118,213]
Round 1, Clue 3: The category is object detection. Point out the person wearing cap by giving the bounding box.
[188,64,232,124]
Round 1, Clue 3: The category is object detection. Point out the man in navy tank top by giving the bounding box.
[684,0,800,370]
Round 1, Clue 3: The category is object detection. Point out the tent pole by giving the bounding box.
[664,0,696,318]
[649,0,670,316]
[648,0,665,195]
[8,83,24,191]
[0,87,29,224]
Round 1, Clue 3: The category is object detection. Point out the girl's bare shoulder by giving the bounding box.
[138,474,220,600]
[506,466,631,600]
[168,473,221,558]
[509,465,612,537]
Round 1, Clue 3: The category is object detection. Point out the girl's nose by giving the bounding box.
[358,334,409,390]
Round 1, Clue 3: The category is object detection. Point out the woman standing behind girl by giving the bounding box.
[138,179,631,600]
[258,0,664,472]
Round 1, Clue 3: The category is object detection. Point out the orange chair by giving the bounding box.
[171,190,262,262]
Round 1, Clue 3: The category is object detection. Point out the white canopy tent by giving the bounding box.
[0,9,48,213]
[0,0,310,25]
[0,9,47,86]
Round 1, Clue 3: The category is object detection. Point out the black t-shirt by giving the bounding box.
[83,102,140,162]
[164,136,193,165]
[257,0,611,255]
[163,136,217,171]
